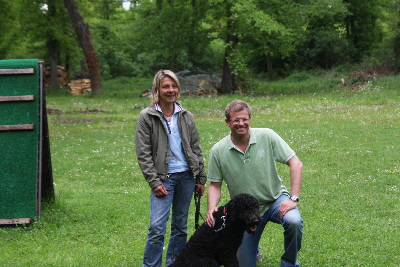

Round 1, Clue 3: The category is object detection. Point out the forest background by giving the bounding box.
[1,0,400,92]
[1,1,399,266]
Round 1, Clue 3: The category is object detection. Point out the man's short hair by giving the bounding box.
[225,99,252,120]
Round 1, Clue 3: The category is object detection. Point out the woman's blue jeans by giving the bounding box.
[142,171,195,267]
[237,194,303,267]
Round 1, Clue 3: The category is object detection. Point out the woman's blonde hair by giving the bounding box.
[151,70,181,104]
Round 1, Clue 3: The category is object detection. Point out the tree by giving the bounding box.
[46,0,61,89]
[1,0,83,89]
[395,23,400,73]
[390,1,400,73]
[2,0,399,82]
[209,0,311,88]
[0,1,17,59]
[205,0,240,93]
[236,0,309,80]
[98,0,122,20]
[343,0,385,61]
[64,0,102,93]
[132,0,210,73]
[295,0,350,69]
[220,0,238,93]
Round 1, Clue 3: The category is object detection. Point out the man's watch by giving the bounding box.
[290,195,299,202]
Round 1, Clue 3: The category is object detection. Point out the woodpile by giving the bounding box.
[68,79,92,95]
[186,89,218,96]
[44,65,69,88]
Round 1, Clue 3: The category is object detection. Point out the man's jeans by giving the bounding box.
[237,194,303,267]
[142,171,195,267]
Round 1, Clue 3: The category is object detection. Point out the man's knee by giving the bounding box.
[283,210,303,230]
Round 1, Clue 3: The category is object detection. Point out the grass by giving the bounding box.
[1,75,399,266]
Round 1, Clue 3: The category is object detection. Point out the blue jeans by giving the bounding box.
[237,194,303,267]
[142,171,195,267]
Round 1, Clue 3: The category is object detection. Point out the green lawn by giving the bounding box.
[1,76,399,266]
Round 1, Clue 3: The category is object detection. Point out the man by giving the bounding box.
[206,99,303,267]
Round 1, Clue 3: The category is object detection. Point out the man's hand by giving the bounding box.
[153,184,168,197]
[279,199,297,219]
[205,207,218,227]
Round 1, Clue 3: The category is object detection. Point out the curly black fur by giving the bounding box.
[170,193,260,267]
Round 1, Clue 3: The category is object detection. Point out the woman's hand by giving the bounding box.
[194,184,205,196]
[153,184,168,197]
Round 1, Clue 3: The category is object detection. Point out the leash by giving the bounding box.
[194,192,204,229]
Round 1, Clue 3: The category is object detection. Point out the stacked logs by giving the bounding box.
[68,79,92,95]
[44,65,69,88]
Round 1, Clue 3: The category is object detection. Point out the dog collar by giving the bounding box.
[213,206,227,232]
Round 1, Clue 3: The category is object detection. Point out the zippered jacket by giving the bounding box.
[135,102,207,190]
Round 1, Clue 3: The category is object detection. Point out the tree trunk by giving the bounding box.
[102,0,110,20]
[219,4,238,94]
[169,60,178,73]
[47,39,59,89]
[64,0,102,93]
[395,22,400,74]
[46,0,59,89]
[266,52,274,80]
[220,50,236,94]
[156,0,162,9]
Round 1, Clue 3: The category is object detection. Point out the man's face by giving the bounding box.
[225,109,251,138]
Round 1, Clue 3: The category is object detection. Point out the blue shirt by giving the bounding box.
[156,103,189,173]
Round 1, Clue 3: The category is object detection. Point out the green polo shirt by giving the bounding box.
[208,128,295,215]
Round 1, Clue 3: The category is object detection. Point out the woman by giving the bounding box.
[135,70,206,267]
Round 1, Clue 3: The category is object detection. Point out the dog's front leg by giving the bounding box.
[221,257,240,267]
[219,250,240,267]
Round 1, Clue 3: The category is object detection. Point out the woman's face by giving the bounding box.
[158,76,179,105]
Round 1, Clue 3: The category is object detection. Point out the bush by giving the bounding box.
[285,72,312,82]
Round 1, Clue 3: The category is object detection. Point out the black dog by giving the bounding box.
[171,193,260,267]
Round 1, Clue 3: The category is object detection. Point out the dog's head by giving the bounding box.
[225,193,261,234]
